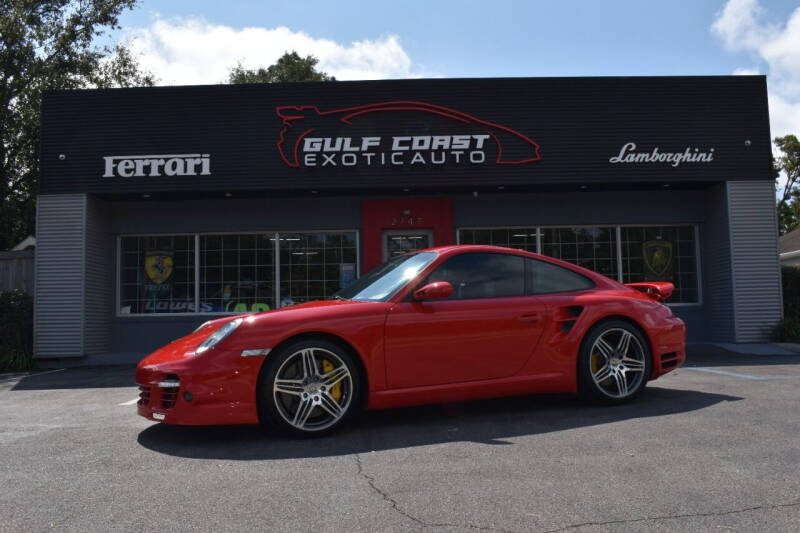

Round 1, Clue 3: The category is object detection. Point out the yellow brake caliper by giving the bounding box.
[591,352,599,374]
[321,359,342,402]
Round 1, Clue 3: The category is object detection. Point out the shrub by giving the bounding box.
[0,290,35,372]
[775,267,800,342]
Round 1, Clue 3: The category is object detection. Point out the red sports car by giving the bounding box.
[136,245,685,436]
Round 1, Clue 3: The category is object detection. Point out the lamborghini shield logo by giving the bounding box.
[643,240,673,279]
[145,252,174,285]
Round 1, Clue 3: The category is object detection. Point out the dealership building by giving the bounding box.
[34,75,782,362]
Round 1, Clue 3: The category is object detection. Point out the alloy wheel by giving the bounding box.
[589,328,647,399]
[272,347,353,432]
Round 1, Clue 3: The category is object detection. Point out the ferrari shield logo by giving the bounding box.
[145,252,174,285]
[643,240,673,279]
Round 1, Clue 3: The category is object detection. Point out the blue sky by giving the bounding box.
[112,0,800,136]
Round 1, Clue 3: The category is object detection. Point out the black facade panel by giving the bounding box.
[41,76,771,195]
[107,190,712,353]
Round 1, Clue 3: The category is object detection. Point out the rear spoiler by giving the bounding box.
[624,282,674,302]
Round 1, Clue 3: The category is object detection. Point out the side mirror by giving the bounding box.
[413,281,454,301]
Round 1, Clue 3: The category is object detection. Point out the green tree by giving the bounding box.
[774,134,800,235]
[228,51,335,84]
[1,0,154,250]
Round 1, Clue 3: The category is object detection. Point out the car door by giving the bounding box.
[384,252,547,389]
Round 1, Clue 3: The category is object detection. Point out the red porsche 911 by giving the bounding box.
[136,245,685,436]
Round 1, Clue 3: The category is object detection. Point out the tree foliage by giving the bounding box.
[0,0,154,250]
[774,134,800,235]
[228,51,335,84]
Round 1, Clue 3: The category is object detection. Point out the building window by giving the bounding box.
[621,226,698,304]
[540,227,618,280]
[120,235,195,314]
[457,224,699,304]
[119,230,359,315]
[200,234,275,313]
[278,232,358,307]
[458,228,538,253]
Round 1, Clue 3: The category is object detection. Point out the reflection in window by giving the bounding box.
[279,232,358,307]
[200,234,275,313]
[426,252,525,300]
[120,235,195,314]
[527,258,595,294]
[540,227,618,280]
[621,226,697,303]
[459,228,538,253]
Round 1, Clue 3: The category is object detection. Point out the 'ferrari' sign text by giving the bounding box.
[103,154,211,178]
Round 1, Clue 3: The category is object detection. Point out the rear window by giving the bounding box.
[526,258,595,294]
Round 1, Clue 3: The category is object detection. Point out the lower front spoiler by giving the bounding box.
[136,401,260,426]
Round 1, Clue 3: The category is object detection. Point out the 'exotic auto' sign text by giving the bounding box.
[276,101,541,168]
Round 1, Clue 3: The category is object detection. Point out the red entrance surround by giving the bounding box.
[362,198,453,272]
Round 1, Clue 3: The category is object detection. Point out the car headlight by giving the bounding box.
[195,318,243,354]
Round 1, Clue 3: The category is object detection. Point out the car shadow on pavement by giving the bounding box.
[137,386,741,460]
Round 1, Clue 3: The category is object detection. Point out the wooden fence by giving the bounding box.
[0,249,34,295]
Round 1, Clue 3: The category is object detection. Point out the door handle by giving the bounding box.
[517,312,542,323]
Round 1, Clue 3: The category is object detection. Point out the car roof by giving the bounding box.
[415,244,622,288]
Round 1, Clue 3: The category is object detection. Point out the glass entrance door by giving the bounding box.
[382,230,434,263]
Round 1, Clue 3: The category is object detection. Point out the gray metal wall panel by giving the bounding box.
[83,196,112,354]
[34,194,86,357]
[703,184,735,341]
[728,181,783,342]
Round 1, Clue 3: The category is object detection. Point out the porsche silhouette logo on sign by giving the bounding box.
[276,101,541,168]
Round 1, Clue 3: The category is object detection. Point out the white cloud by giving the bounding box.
[121,17,420,85]
[711,0,800,139]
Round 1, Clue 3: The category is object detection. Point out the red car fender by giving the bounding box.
[220,301,392,391]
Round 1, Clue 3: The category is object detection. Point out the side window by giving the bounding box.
[527,258,595,294]
[425,253,525,300]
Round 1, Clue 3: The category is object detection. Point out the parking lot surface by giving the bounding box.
[1,353,799,532]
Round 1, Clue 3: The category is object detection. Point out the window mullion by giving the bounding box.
[274,232,280,310]
[616,226,623,283]
[194,234,200,313]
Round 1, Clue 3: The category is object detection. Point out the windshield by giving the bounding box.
[334,252,438,302]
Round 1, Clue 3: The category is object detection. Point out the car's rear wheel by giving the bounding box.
[578,320,651,404]
[258,338,360,437]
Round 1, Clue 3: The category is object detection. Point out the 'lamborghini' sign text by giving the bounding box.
[609,143,715,167]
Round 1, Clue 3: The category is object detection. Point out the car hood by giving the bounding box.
[139,299,372,367]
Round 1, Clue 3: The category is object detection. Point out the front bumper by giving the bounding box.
[135,350,263,426]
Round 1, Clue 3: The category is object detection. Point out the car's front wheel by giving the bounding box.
[578,320,651,404]
[258,338,360,437]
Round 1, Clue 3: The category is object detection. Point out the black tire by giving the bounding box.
[258,338,361,437]
[577,320,652,405]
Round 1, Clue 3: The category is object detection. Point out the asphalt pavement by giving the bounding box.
[1,353,799,532]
